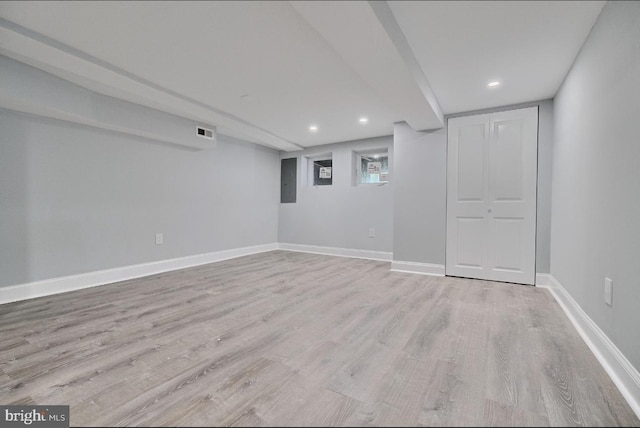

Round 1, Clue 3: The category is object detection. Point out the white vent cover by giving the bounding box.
[196,126,215,140]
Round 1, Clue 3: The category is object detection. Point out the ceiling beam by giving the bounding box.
[290,1,443,132]
[367,1,444,128]
[0,18,303,152]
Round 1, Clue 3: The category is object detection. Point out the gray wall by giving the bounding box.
[392,123,447,264]
[278,136,393,252]
[0,109,279,287]
[0,55,216,151]
[446,99,554,274]
[536,101,554,274]
[551,1,640,370]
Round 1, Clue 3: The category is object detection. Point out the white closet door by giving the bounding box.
[446,107,538,285]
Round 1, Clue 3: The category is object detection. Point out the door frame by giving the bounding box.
[444,106,539,285]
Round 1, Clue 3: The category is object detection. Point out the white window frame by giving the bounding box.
[302,152,333,187]
[353,148,389,186]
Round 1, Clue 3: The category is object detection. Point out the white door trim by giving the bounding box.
[446,107,538,285]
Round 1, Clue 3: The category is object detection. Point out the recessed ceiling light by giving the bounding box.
[359,117,368,124]
[309,125,318,132]
[373,154,380,159]
[488,81,500,87]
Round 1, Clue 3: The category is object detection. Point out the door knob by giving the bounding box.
[488,208,492,213]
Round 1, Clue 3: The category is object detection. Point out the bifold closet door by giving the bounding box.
[446,107,538,285]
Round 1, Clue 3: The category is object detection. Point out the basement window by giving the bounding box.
[313,159,333,186]
[354,149,389,185]
[303,153,333,186]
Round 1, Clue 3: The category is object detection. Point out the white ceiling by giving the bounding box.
[388,0,605,114]
[0,1,605,150]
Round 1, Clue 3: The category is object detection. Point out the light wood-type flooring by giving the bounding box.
[0,250,638,426]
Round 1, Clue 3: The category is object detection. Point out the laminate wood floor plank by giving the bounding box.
[124,357,288,427]
[263,385,362,427]
[483,398,550,427]
[418,357,487,427]
[0,250,637,426]
[414,281,494,426]
[484,283,547,415]
[365,355,438,426]
[5,395,37,406]
[522,288,640,427]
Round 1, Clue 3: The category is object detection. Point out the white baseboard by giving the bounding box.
[390,260,445,276]
[535,272,551,287]
[539,276,640,419]
[0,243,278,305]
[277,243,392,262]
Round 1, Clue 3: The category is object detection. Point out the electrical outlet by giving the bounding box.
[156,233,164,245]
[368,228,375,238]
[604,277,613,306]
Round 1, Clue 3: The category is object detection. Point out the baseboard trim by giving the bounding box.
[0,243,278,305]
[539,276,640,419]
[535,272,551,287]
[390,260,445,276]
[277,243,392,262]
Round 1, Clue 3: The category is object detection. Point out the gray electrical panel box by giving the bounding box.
[280,158,297,203]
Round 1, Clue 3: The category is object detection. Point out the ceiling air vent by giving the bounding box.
[196,126,215,140]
